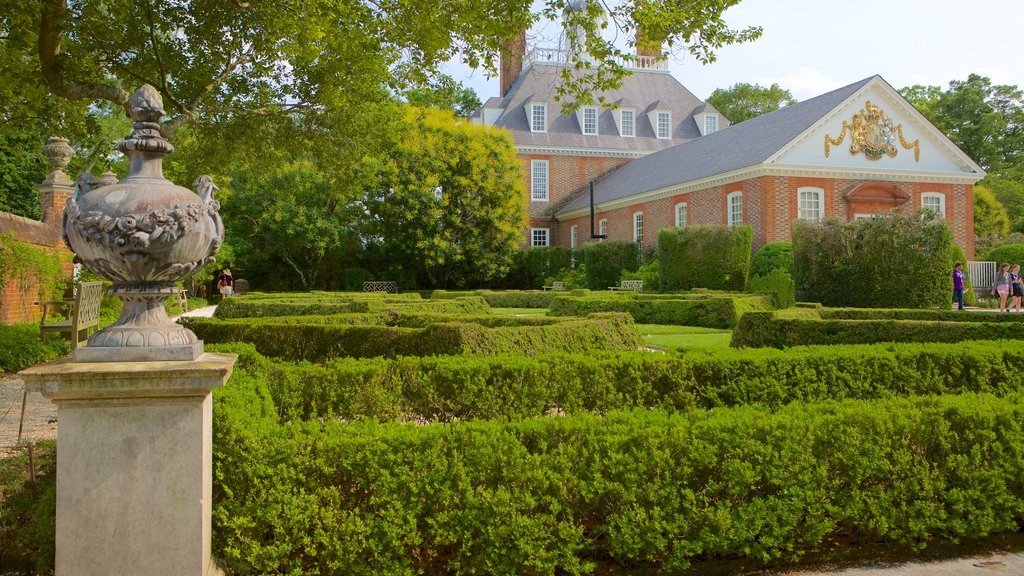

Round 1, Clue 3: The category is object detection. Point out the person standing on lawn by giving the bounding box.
[952,262,967,311]
[992,263,1012,312]
[1011,264,1023,313]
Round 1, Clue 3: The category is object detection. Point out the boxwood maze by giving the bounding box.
[548,293,772,328]
[214,296,489,318]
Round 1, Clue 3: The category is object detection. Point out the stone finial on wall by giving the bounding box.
[40,137,75,186]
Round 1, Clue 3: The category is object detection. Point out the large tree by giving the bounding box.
[706,82,797,124]
[362,106,526,288]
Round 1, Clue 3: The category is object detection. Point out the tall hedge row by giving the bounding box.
[548,293,771,328]
[213,296,488,318]
[431,289,589,308]
[582,240,640,290]
[212,380,1024,575]
[792,212,953,308]
[658,225,753,291]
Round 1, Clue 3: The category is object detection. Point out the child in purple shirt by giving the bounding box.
[952,262,966,311]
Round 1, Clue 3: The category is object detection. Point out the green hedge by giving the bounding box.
[659,225,753,291]
[582,240,640,290]
[548,294,772,328]
[820,307,1024,322]
[516,246,574,289]
[192,311,564,329]
[211,382,1024,575]
[209,339,1024,423]
[746,268,795,308]
[187,313,641,361]
[792,213,953,308]
[750,241,793,277]
[238,291,423,300]
[431,289,589,308]
[214,296,488,318]
[731,308,1024,348]
[985,243,1024,266]
[0,323,70,372]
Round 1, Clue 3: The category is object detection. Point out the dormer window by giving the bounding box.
[620,109,635,137]
[655,111,671,139]
[526,102,547,133]
[582,106,598,135]
[704,114,718,135]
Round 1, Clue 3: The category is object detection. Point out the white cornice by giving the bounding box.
[516,145,654,159]
[555,162,982,220]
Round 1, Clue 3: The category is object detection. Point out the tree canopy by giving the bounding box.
[706,82,797,124]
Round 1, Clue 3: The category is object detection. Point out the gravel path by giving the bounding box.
[0,373,56,458]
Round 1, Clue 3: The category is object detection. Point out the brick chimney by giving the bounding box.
[499,30,527,97]
[635,27,663,68]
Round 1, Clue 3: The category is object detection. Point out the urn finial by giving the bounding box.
[119,84,174,157]
[128,84,165,123]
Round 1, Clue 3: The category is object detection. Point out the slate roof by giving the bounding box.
[492,63,726,152]
[556,75,876,216]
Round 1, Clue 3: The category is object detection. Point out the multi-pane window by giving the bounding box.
[598,218,608,239]
[657,111,671,139]
[570,224,578,249]
[531,228,549,247]
[704,114,718,135]
[531,104,547,133]
[633,211,644,246]
[727,192,743,227]
[583,107,598,135]
[798,188,824,221]
[922,193,946,218]
[531,160,549,202]
[675,202,688,227]
[620,109,635,137]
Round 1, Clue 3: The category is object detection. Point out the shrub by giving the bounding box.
[792,212,953,308]
[544,266,587,290]
[341,268,371,291]
[731,308,1024,348]
[582,241,640,290]
[513,247,573,289]
[210,382,1024,575]
[0,323,70,372]
[746,268,795,308]
[214,296,488,318]
[750,241,794,277]
[548,293,772,328]
[0,441,56,574]
[620,258,660,292]
[659,225,753,291]
[983,243,1024,266]
[431,289,589,308]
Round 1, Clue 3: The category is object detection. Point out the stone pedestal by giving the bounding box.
[21,353,236,576]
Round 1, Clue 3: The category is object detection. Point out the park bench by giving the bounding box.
[608,280,643,292]
[37,281,103,350]
[542,281,565,291]
[364,280,398,294]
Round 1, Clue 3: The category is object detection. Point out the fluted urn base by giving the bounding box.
[73,284,204,362]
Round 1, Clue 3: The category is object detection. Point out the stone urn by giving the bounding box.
[62,84,224,361]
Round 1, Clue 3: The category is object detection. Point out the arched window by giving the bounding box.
[921,192,946,218]
[727,191,743,227]
[633,211,644,246]
[675,202,688,227]
[797,187,825,221]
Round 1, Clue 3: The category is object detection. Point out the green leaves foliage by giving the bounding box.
[548,293,772,328]
[706,82,797,124]
[984,243,1024,267]
[582,241,640,290]
[0,233,69,306]
[792,212,953,309]
[658,225,753,291]
[750,241,794,277]
[0,323,70,372]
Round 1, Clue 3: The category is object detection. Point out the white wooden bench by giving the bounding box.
[37,281,103,350]
[608,280,643,292]
[542,281,565,291]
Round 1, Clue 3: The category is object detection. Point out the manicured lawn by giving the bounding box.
[491,307,547,316]
[637,323,732,350]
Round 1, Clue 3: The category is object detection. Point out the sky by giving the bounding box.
[443,0,1024,103]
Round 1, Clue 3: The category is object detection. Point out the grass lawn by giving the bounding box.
[637,324,732,350]
[491,307,547,316]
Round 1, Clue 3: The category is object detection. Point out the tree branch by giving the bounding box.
[144,0,176,109]
[38,0,130,107]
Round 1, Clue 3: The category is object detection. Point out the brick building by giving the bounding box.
[473,45,984,257]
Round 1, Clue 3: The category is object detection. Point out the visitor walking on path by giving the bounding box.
[1011,264,1023,313]
[992,263,1012,312]
[952,262,967,311]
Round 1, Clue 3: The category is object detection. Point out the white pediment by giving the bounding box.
[769,78,984,180]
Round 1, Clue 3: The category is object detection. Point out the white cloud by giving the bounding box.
[756,68,845,101]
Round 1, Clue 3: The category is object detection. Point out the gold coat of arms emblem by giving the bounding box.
[826,100,920,161]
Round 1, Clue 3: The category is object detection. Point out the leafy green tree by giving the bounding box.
[981,175,1024,233]
[973,184,1010,239]
[706,82,797,124]
[363,106,526,288]
[406,81,482,119]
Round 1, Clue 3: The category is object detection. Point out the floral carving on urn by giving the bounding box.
[62,84,224,361]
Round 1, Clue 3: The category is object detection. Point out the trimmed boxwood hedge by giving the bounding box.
[732,308,1024,348]
[214,296,488,318]
[210,339,1024,422]
[431,289,589,308]
[211,379,1024,575]
[239,291,423,300]
[548,293,772,328]
[186,313,641,361]
[659,225,753,291]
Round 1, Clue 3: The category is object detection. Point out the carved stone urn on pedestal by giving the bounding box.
[62,84,224,361]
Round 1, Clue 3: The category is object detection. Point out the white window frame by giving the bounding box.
[530,103,547,133]
[727,191,743,227]
[921,192,946,218]
[531,160,549,202]
[633,211,644,245]
[797,187,825,222]
[531,228,549,247]
[570,224,578,249]
[620,109,635,137]
[704,114,718,135]
[582,106,598,135]
[656,111,672,139]
[675,202,688,227]
[598,218,608,240]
